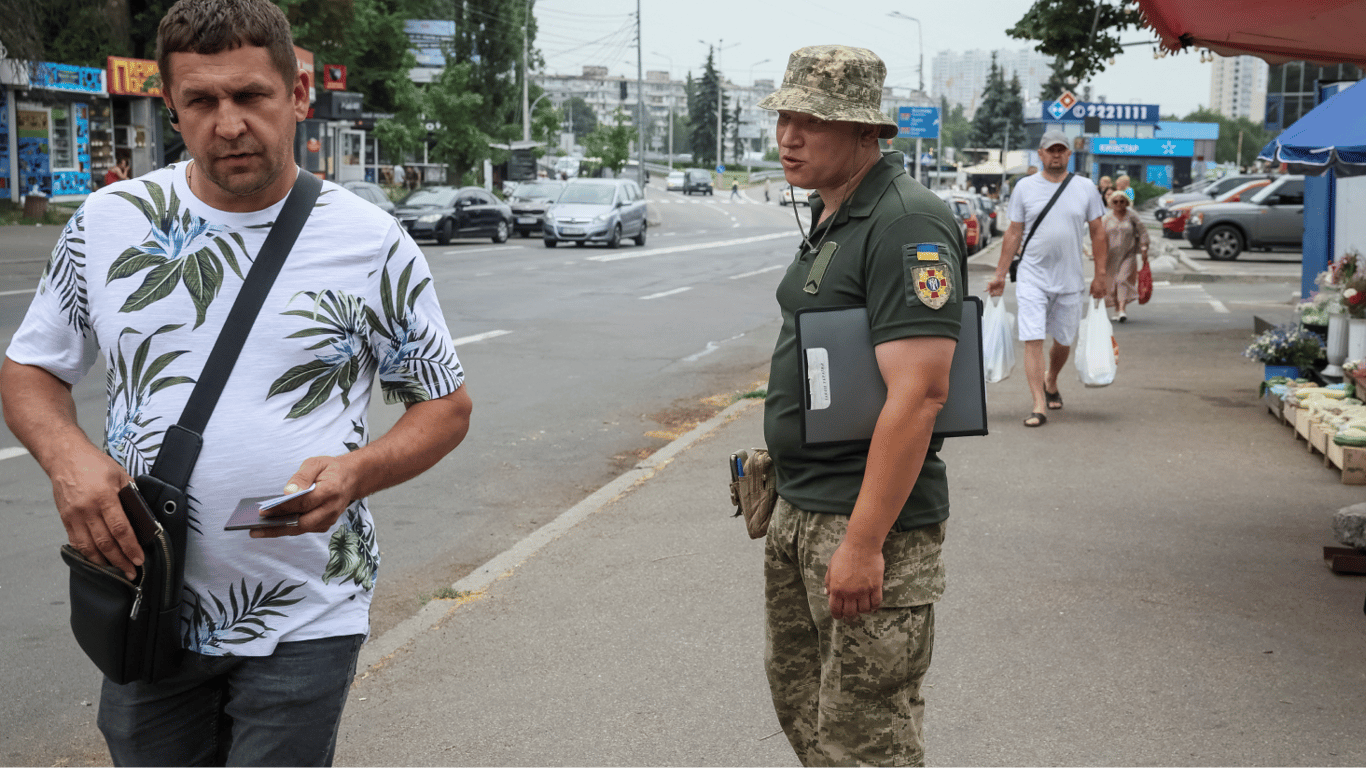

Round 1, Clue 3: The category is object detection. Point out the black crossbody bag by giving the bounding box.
[1009,172,1073,282]
[61,170,321,685]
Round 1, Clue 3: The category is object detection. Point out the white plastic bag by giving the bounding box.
[1074,298,1117,387]
[981,295,1016,383]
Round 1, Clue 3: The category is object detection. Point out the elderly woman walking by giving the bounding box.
[1102,190,1149,322]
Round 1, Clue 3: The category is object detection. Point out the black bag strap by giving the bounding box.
[1018,172,1073,258]
[149,170,322,487]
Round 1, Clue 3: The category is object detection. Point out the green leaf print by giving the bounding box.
[184,579,307,652]
[322,506,378,591]
[39,207,89,335]
[104,324,195,478]
[267,291,374,419]
[107,180,250,327]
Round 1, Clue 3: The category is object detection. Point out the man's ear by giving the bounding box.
[293,69,311,121]
[163,96,181,133]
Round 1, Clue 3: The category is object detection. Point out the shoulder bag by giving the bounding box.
[1009,172,1073,282]
[61,170,321,684]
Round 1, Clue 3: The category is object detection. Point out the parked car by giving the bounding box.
[394,186,513,244]
[543,178,648,248]
[975,193,1002,236]
[965,192,994,246]
[682,168,714,195]
[933,191,969,247]
[781,185,811,206]
[340,180,395,215]
[1155,174,1271,220]
[1161,178,1271,238]
[937,191,980,253]
[666,171,686,192]
[1184,175,1304,260]
[507,179,566,238]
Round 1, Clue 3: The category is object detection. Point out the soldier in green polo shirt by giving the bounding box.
[757,45,966,767]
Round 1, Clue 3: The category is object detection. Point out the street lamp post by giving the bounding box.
[887,11,924,94]
[889,12,926,182]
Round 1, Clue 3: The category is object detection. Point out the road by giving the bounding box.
[0,187,1310,765]
[0,184,807,765]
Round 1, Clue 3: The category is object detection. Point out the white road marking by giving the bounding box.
[451,329,513,346]
[682,332,746,362]
[0,447,30,462]
[586,232,793,263]
[440,246,511,255]
[0,289,36,296]
[730,264,785,280]
[640,287,692,300]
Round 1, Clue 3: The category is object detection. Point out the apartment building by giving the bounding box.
[1208,55,1268,124]
[931,48,1053,120]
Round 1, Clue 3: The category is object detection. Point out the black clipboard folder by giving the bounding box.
[795,296,987,445]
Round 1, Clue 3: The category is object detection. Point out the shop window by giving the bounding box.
[50,106,77,170]
[1117,124,1136,138]
[1135,125,1154,139]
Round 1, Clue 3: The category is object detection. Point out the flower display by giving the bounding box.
[1299,292,1337,326]
[1244,323,1325,369]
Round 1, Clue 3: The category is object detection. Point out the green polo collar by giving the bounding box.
[808,151,906,229]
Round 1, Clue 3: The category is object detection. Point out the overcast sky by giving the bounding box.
[534,0,1214,118]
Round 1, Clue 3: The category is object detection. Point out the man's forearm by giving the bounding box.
[0,357,103,474]
[995,230,1021,279]
[330,386,473,500]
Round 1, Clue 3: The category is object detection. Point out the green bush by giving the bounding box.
[1132,179,1167,207]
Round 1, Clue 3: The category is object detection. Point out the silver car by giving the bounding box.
[543,178,648,249]
[1184,175,1304,260]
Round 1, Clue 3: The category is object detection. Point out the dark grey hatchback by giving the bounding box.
[394,186,514,244]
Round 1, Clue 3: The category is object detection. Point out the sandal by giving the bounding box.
[1045,389,1063,410]
[1024,412,1047,427]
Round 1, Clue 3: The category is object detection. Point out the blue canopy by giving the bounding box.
[1258,83,1366,176]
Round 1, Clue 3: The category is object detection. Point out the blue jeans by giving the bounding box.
[97,634,364,767]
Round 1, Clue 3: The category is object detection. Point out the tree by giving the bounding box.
[561,96,598,137]
[1007,0,1144,86]
[284,0,438,115]
[421,61,489,183]
[940,98,972,155]
[968,54,1026,151]
[1040,56,1071,101]
[1176,108,1279,166]
[581,110,634,175]
[689,50,729,167]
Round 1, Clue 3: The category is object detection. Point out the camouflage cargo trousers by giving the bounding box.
[764,498,946,767]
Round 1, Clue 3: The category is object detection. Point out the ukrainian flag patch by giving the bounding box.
[916,243,939,261]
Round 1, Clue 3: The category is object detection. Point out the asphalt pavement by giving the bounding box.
[331,206,1366,766]
[9,198,1362,766]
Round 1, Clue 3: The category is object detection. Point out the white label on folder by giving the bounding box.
[806,347,831,410]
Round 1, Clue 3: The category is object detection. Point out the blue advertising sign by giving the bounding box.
[1044,101,1160,123]
[897,106,940,139]
[28,62,106,95]
[1090,137,1194,157]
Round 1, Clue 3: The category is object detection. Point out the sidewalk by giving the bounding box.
[337,309,1366,765]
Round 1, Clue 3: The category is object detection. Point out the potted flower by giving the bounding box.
[1344,359,1366,398]
[1343,265,1366,365]
[1244,323,1324,380]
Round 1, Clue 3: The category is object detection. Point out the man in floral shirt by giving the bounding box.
[0,0,472,764]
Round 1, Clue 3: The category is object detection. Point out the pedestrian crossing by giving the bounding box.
[646,192,773,205]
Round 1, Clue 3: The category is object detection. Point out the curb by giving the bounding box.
[356,397,761,673]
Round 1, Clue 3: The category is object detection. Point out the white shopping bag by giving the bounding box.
[1074,298,1117,387]
[981,295,1015,383]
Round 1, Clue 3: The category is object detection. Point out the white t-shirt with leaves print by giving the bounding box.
[9,163,464,657]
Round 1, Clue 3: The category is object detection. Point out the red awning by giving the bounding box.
[1136,0,1366,67]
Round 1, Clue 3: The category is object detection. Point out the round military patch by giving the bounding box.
[912,265,951,310]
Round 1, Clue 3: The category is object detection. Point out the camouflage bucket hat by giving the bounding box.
[758,45,898,139]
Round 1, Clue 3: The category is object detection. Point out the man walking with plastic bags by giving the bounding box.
[987,130,1108,427]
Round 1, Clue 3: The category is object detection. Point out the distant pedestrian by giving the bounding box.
[730,180,740,200]
[764,178,771,202]
[104,157,130,186]
[1101,190,1149,322]
[1115,174,1134,203]
[987,130,1108,428]
[1097,175,1114,205]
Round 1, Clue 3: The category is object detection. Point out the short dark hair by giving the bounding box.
[157,0,298,91]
